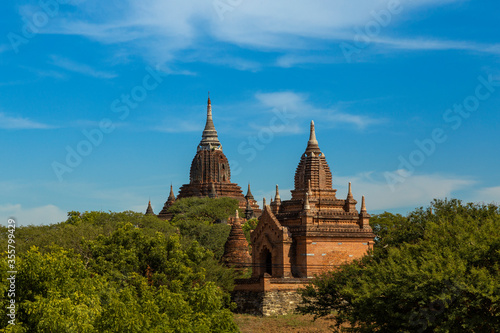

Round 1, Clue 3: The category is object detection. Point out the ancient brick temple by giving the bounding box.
[233,121,375,316]
[154,96,261,220]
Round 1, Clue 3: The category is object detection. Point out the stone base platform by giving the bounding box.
[232,275,310,316]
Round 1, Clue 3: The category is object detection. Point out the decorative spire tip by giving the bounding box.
[309,120,317,143]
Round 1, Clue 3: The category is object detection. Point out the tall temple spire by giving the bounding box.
[198,94,222,151]
[305,120,321,154]
[347,182,353,198]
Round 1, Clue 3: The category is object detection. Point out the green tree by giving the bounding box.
[0,212,238,332]
[299,199,500,332]
[168,197,239,224]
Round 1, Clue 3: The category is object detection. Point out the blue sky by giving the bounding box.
[1,0,500,225]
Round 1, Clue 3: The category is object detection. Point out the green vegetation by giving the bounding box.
[0,198,240,332]
[299,199,500,332]
[242,218,258,244]
[169,197,238,260]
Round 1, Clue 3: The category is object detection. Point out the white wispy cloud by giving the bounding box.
[371,37,500,55]
[48,55,117,78]
[0,179,167,224]
[472,186,500,205]
[19,65,68,80]
[0,112,54,130]
[255,91,383,130]
[0,204,67,226]
[276,54,346,68]
[37,0,494,68]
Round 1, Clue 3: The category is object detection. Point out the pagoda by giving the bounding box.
[161,96,261,217]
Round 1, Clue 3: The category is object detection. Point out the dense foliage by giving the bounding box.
[0,199,240,332]
[169,197,239,260]
[242,218,258,245]
[299,199,500,332]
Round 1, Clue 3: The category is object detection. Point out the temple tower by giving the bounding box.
[176,96,260,215]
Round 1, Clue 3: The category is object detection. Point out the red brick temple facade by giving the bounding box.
[233,121,375,315]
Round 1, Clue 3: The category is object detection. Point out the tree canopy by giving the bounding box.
[0,198,240,332]
[299,199,500,332]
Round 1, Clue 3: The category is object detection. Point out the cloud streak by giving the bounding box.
[49,55,117,78]
[0,112,54,130]
[255,91,383,130]
[0,203,67,226]
[372,37,500,55]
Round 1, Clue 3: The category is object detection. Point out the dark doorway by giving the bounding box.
[265,250,272,276]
